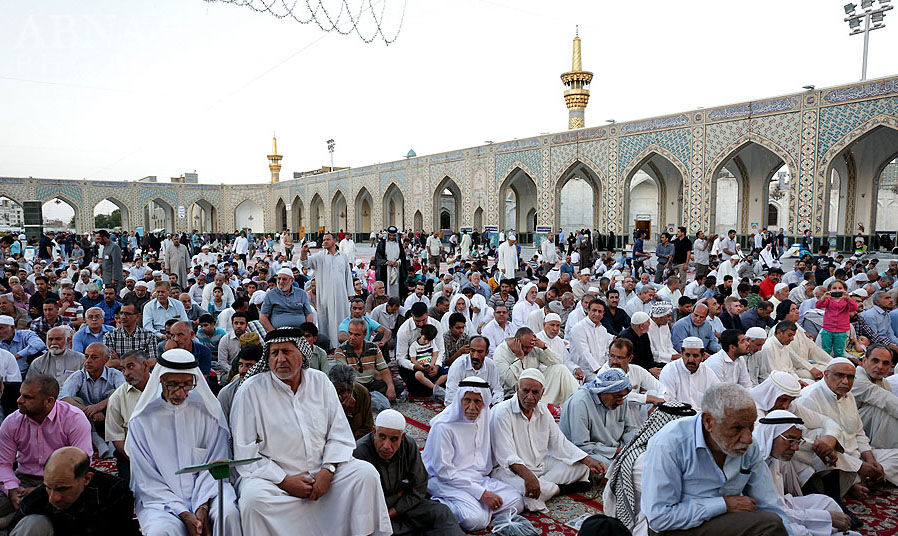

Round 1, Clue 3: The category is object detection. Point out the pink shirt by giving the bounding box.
[816,296,858,333]
[0,401,93,491]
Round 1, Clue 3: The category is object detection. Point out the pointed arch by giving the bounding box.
[188,199,217,233]
[275,198,288,231]
[93,197,131,231]
[234,199,263,233]
[355,187,373,234]
[432,176,461,231]
[555,160,603,233]
[382,183,405,230]
[0,195,23,231]
[331,190,347,233]
[498,167,537,234]
[41,194,81,232]
[414,210,423,231]
[473,206,484,230]
[291,195,303,232]
[310,193,325,233]
[622,148,683,237]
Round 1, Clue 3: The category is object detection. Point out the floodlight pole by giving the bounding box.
[862,12,871,80]
[845,1,892,81]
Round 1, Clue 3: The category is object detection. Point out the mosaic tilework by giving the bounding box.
[618,128,692,180]
[36,184,83,205]
[705,113,801,174]
[817,96,898,159]
[492,149,541,226]
[690,126,705,232]
[136,187,176,208]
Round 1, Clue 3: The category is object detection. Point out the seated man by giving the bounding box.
[670,303,721,354]
[491,369,605,512]
[337,298,391,349]
[704,328,753,389]
[494,327,578,406]
[753,411,854,535]
[353,410,464,536]
[422,376,523,531]
[26,326,83,387]
[58,342,125,458]
[333,318,398,412]
[603,402,697,536]
[0,375,92,524]
[641,383,793,535]
[659,337,720,411]
[559,368,637,466]
[217,344,262,424]
[445,335,503,406]
[851,345,898,452]
[567,298,612,381]
[104,350,151,484]
[126,348,241,536]
[329,362,373,440]
[232,327,391,535]
[71,307,113,354]
[796,357,898,488]
[8,446,139,535]
[598,338,667,424]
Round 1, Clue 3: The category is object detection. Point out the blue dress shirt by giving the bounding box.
[641,414,794,534]
[670,316,722,353]
[863,306,898,345]
[1,329,47,376]
[72,324,115,354]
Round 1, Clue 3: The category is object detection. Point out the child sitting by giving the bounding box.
[407,324,448,398]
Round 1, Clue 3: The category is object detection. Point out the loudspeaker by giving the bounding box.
[22,201,42,241]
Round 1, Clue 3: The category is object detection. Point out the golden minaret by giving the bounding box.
[560,27,593,130]
[268,135,282,183]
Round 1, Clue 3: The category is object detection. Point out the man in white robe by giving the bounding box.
[422,376,523,531]
[536,313,572,374]
[481,304,514,358]
[851,345,898,450]
[164,235,191,292]
[540,234,558,273]
[444,336,503,406]
[496,234,518,281]
[493,327,577,406]
[125,349,242,536]
[658,336,719,410]
[568,298,612,381]
[753,410,858,535]
[490,369,605,512]
[460,231,473,260]
[232,327,391,536]
[301,232,354,346]
[338,236,356,267]
[756,320,820,384]
[647,302,679,364]
[795,358,898,489]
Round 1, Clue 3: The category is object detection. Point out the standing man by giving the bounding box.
[301,232,353,349]
[496,233,519,281]
[373,226,408,299]
[97,230,123,293]
[163,234,191,293]
[541,234,558,273]
[353,410,464,536]
[426,231,443,268]
[670,226,693,287]
[233,231,249,263]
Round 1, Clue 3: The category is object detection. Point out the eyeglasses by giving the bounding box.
[778,433,805,446]
[162,381,196,393]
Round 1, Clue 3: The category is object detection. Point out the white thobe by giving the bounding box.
[481,319,515,358]
[757,336,815,383]
[658,359,718,411]
[492,342,577,406]
[526,308,546,334]
[536,331,571,373]
[444,355,504,406]
[460,233,473,259]
[126,398,241,536]
[796,380,898,486]
[790,326,832,368]
[851,366,898,450]
[624,296,653,318]
[232,370,391,536]
[489,397,589,511]
[511,299,539,331]
[568,317,611,380]
[704,350,753,388]
[302,250,354,346]
[338,238,356,266]
[496,241,518,280]
[648,321,677,364]
[763,458,847,536]
[164,243,191,289]
[541,240,558,265]
[564,306,589,340]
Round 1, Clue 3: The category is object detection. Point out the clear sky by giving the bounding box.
[1,0,896,192]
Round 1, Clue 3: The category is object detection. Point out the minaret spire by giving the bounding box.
[561,29,593,130]
[268,135,283,183]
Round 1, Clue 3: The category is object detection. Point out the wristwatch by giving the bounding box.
[322,463,336,474]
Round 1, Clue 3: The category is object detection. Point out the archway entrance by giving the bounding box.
[275,199,288,231]
[143,198,174,233]
[382,184,405,229]
[355,188,373,235]
[291,195,303,233]
[711,141,793,235]
[331,191,347,233]
[473,207,483,230]
[0,197,23,232]
[623,153,681,238]
[234,199,263,233]
[432,177,461,232]
[43,197,78,232]
[93,198,129,231]
[414,210,423,231]
[310,194,325,234]
[189,200,216,233]
[499,168,537,235]
[556,161,602,235]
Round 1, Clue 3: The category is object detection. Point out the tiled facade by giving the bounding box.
[2,77,898,237]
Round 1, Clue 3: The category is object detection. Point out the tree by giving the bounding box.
[94,209,121,229]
